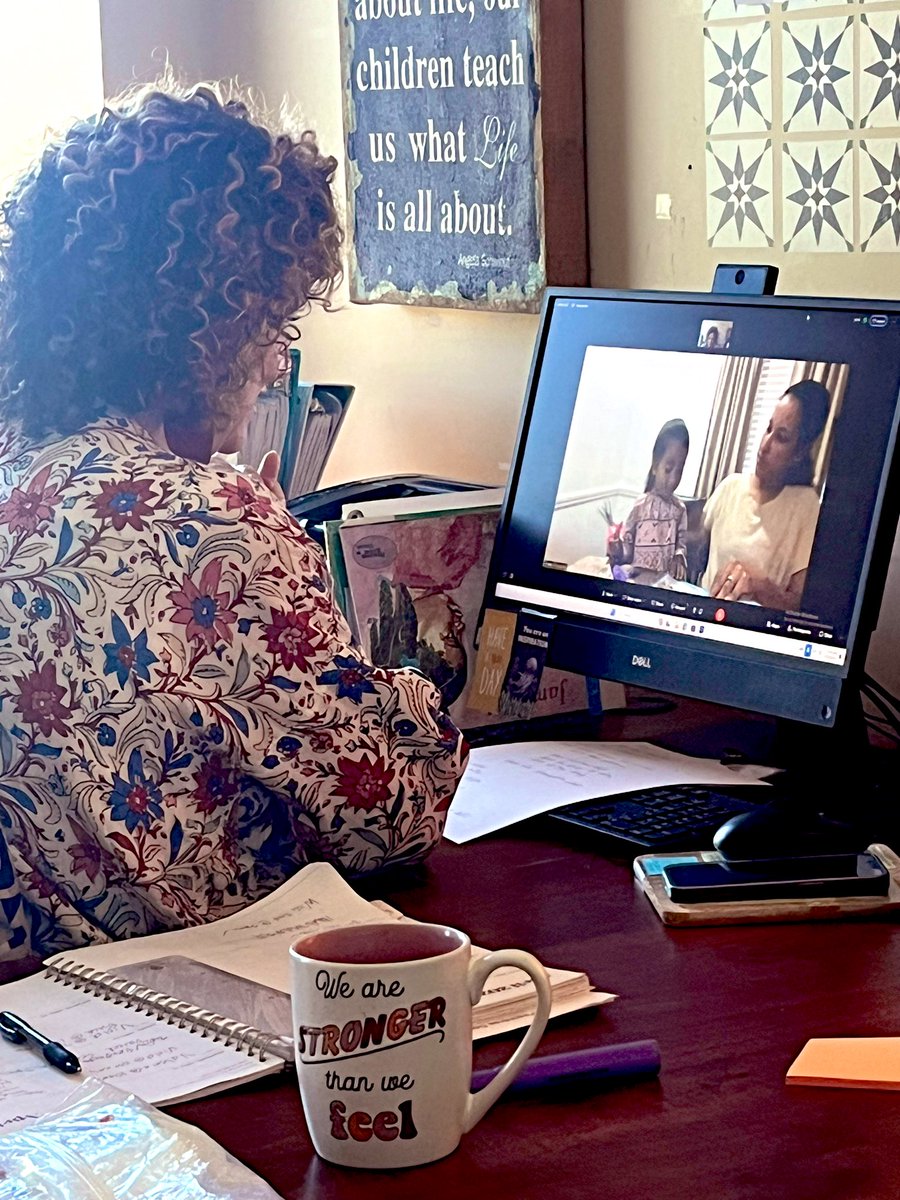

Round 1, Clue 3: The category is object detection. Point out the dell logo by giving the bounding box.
[631,654,652,669]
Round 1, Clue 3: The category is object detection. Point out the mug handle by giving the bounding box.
[462,949,552,1132]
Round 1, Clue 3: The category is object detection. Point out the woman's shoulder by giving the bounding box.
[706,472,746,505]
[2,416,186,477]
[720,472,747,491]
[0,416,304,551]
[781,484,821,514]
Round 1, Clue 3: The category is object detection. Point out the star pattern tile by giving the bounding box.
[704,3,900,252]
[861,14,900,125]
[783,141,853,250]
[784,18,853,131]
[707,140,774,246]
[860,140,900,249]
[705,24,772,135]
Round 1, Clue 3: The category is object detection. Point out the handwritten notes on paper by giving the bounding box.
[47,864,388,997]
[47,864,610,1040]
[0,973,275,1130]
[340,0,543,308]
[443,740,773,843]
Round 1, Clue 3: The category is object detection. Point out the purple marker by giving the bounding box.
[471,1040,661,1094]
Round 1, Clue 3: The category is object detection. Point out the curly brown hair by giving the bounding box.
[0,78,343,440]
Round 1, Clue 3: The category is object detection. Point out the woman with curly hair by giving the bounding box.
[0,80,466,957]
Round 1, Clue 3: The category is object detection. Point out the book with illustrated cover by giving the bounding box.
[331,504,596,731]
[0,865,612,1129]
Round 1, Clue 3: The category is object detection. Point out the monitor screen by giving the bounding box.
[485,289,900,728]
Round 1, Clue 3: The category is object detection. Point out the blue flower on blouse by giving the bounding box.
[107,748,164,833]
[176,524,200,547]
[318,655,377,703]
[97,723,116,746]
[30,598,52,620]
[102,613,159,688]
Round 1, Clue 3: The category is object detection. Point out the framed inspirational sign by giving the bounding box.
[338,0,586,311]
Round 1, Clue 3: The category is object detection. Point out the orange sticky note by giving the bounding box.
[787,1038,900,1090]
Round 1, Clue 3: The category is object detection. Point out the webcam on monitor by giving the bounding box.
[712,264,779,296]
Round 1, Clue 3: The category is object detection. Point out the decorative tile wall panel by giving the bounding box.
[783,140,854,249]
[861,13,900,126]
[860,139,900,248]
[703,0,900,251]
[708,139,775,245]
[783,17,853,131]
[705,23,773,135]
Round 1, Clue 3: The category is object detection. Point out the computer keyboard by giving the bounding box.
[549,785,770,853]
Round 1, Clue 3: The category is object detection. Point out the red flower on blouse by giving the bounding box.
[333,753,395,811]
[67,841,103,883]
[169,560,238,649]
[24,867,57,900]
[214,477,274,519]
[264,608,320,671]
[192,755,239,815]
[0,466,60,535]
[91,478,156,531]
[13,661,70,737]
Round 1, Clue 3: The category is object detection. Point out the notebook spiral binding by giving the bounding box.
[45,960,289,1062]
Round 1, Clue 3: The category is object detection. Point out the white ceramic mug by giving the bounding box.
[290,921,551,1169]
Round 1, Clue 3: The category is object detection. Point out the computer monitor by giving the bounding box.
[483,288,900,768]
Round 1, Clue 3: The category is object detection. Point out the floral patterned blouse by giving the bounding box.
[0,418,466,957]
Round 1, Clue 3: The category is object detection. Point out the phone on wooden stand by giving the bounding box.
[661,853,890,904]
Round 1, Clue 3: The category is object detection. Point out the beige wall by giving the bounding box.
[99,0,535,490]
[97,0,899,691]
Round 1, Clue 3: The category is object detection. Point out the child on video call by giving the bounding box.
[609,419,690,579]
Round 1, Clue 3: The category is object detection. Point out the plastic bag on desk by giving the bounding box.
[0,1078,280,1200]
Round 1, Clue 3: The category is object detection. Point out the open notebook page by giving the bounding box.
[46,863,612,1039]
[0,972,280,1130]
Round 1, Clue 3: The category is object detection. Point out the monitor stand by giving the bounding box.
[712,689,893,860]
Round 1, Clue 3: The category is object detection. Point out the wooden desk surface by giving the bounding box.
[163,824,900,1200]
[3,698,896,1199]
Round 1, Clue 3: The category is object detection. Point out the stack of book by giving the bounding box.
[240,349,353,501]
[323,491,604,733]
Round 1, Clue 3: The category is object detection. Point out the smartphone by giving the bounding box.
[661,853,890,904]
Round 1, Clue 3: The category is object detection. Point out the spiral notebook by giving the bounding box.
[0,864,610,1129]
[0,966,286,1131]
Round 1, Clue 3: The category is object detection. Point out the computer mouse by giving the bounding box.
[713,804,866,861]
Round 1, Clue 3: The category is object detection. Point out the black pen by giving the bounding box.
[0,1011,81,1074]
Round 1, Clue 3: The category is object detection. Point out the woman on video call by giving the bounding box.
[701,379,830,609]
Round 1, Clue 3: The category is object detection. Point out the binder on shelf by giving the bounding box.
[240,348,353,501]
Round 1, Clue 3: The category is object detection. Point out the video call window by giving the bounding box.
[543,346,845,613]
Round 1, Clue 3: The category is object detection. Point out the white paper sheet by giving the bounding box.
[46,865,611,1041]
[0,973,279,1129]
[444,740,772,843]
[47,863,386,995]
